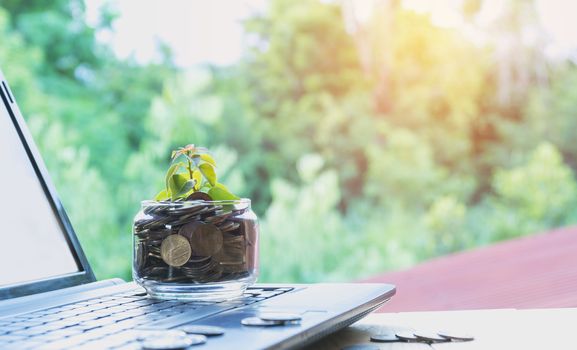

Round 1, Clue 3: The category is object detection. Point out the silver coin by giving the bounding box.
[179,325,225,336]
[259,313,302,322]
[136,330,187,341]
[413,331,448,343]
[241,317,284,327]
[438,330,475,341]
[141,335,205,350]
[395,331,419,342]
[370,333,400,343]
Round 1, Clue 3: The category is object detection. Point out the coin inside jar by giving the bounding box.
[160,234,192,267]
[179,222,223,256]
[186,192,213,201]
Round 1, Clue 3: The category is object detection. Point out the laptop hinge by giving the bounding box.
[0,279,138,319]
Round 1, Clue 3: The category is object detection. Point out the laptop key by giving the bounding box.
[35,337,90,350]
[15,320,46,329]
[112,317,150,329]
[112,342,142,350]
[120,314,164,324]
[1,334,31,343]
[97,320,135,334]
[32,332,78,342]
[13,314,36,320]
[141,304,175,313]
[84,337,131,349]
[18,340,47,350]
[82,304,112,313]
[11,327,50,337]
[0,324,27,334]
[80,318,117,328]
[34,314,65,322]
[49,318,81,328]
[71,323,104,332]
[127,299,162,307]
[89,309,116,318]
[40,329,110,349]
[111,342,142,350]
[29,323,66,333]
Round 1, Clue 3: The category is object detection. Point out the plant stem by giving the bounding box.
[187,159,193,179]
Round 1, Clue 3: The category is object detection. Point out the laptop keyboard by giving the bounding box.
[0,286,292,350]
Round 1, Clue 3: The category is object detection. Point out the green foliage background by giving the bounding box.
[1,0,577,283]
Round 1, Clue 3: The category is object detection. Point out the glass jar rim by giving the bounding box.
[141,198,250,207]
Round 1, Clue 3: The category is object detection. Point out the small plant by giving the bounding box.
[154,144,239,201]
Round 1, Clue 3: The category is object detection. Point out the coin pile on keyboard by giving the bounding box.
[138,329,208,350]
[241,313,303,327]
[134,200,256,283]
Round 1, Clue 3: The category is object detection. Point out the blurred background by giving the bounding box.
[1,0,577,285]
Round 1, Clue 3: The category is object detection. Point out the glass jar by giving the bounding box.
[133,199,258,300]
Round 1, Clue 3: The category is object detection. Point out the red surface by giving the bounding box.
[362,226,577,312]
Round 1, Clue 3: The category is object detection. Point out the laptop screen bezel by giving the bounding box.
[0,71,96,300]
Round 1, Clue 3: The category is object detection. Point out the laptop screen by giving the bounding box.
[0,92,80,288]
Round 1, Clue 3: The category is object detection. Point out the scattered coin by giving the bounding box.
[141,335,205,350]
[370,333,400,343]
[414,331,448,343]
[136,329,188,341]
[179,325,225,336]
[438,330,475,341]
[341,344,379,350]
[160,235,192,267]
[241,317,285,327]
[395,331,419,342]
[259,313,302,323]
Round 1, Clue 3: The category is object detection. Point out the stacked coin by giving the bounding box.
[366,330,474,344]
[133,200,256,284]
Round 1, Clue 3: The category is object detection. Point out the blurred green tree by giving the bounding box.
[1,0,576,284]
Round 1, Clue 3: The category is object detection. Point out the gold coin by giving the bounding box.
[160,234,192,267]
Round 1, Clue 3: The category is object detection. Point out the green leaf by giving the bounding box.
[199,163,217,186]
[154,189,171,201]
[208,183,240,200]
[192,170,203,190]
[175,179,196,198]
[200,153,217,167]
[169,173,189,200]
[165,162,183,191]
[200,182,212,192]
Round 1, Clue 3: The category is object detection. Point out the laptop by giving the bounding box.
[0,67,395,350]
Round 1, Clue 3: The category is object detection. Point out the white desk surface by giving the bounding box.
[305,308,577,349]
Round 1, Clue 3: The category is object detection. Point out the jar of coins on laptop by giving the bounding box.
[133,145,258,301]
